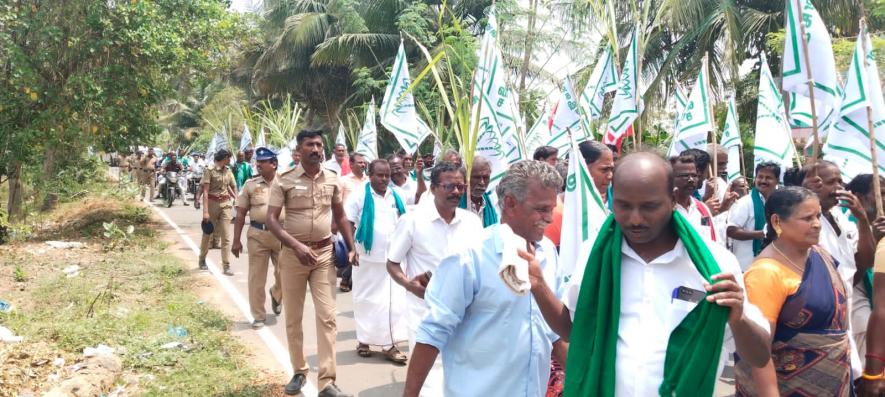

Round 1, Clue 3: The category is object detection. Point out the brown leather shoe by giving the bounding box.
[384,346,407,364]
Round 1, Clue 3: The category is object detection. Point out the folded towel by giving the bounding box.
[498,224,531,296]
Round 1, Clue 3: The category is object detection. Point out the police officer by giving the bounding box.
[199,149,237,274]
[267,129,356,397]
[139,151,158,201]
[117,151,131,182]
[129,151,142,183]
[232,147,283,329]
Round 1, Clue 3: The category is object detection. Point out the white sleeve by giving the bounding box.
[727,197,750,229]
[386,213,414,264]
[344,188,362,225]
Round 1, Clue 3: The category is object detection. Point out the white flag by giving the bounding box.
[782,0,840,106]
[674,81,689,124]
[336,123,348,150]
[558,131,609,289]
[256,128,266,148]
[604,30,642,146]
[547,77,590,154]
[753,53,796,172]
[823,25,885,181]
[471,9,516,187]
[239,124,253,152]
[722,98,743,181]
[579,45,618,120]
[670,61,714,155]
[380,41,433,154]
[356,98,378,161]
[524,106,551,155]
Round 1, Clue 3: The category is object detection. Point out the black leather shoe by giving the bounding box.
[284,373,306,395]
[270,290,282,315]
[318,384,352,397]
[198,259,208,270]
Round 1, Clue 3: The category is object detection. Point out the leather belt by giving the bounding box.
[208,194,230,202]
[249,221,267,231]
[302,237,332,249]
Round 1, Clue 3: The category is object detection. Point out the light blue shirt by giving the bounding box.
[415,224,560,397]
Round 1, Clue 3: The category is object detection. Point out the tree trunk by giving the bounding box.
[7,162,23,221]
[41,145,58,212]
[518,0,539,92]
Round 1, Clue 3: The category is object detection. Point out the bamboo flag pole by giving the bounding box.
[794,0,821,164]
[704,54,718,196]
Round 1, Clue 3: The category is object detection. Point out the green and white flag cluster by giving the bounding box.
[548,77,590,155]
[823,24,885,180]
[206,130,227,161]
[557,132,608,288]
[754,53,796,172]
[579,45,618,120]
[721,98,743,181]
[380,41,433,155]
[471,9,518,186]
[782,0,840,106]
[604,30,641,145]
[356,97,378,161]
[524,106,550,155]
[668,62,714,156]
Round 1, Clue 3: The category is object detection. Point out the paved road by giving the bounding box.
[152,199,407,397]
[151,196,737,397]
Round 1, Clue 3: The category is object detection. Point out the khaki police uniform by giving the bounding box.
[117,154,130,175]
[139,155,158,200]
[237,176,283,321]
[268,164,341,390]
[128,154,141,182]
[199,165,236,267]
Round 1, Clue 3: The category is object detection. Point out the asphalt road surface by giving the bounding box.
[150,194,737,397]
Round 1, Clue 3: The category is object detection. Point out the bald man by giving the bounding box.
[524,152,771,396]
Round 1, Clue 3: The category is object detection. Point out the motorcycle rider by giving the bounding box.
[160,152,188,206]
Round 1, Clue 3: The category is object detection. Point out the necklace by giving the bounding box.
[771,242,807,274]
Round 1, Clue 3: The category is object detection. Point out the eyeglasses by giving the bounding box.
[437,183,467,193]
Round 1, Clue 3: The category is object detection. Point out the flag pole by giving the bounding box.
[704,54,718,196]
[793,0,821,164]
[860,20,884,217]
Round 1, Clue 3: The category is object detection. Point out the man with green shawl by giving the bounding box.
[233,150,253,191]
[523,152,772,397]
[458,156,498,227]
[726,161,780,270]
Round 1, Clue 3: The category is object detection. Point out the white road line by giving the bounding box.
[151,205,319,396]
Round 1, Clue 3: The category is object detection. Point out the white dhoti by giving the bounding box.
[407,293,444,397]
[852,282,871,366]
[352,259,408,346]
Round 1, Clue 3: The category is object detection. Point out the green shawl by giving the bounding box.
[458,192,499,227]
[354,183,405,253]
[564,211,729,397]
[751,188,765,256]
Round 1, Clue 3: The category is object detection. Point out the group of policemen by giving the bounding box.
[116,149,208,203]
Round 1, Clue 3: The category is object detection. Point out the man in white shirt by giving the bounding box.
[727,162,781,270]
[345,159,409,364]
[386,161,483,397]
[388,155,418,205]
[673,154,718,241]
[323,143,348,175]
[527,152,771,396]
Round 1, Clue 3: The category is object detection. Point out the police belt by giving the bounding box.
[207,194,230,202]
[301,237,332,249]
[249,221,268,231]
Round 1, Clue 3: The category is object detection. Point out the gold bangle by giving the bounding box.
[862,369,885,380]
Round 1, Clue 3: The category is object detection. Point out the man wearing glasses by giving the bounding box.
[673,153,719,241]
[387,161,483,397]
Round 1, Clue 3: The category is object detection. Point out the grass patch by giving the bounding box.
[0,193,276,396]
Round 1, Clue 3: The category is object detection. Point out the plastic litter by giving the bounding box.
[167,325,188,337]
[62,265,81,278]
[46,241,85,249]
[160,341,183,350]
[0,325,23,343]
[0,299,13,313]
[83,344,114,357]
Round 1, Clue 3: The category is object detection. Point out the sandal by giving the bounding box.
[339,283,351,293]
[384,346,407,364]
[357,343,371,357]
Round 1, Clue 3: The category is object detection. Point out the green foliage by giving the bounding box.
[766,30,885,71]
[101,221,136,252]
[13,265,26,282]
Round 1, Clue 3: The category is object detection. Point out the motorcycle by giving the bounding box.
[162,171,183,208]
[187,169,203,198]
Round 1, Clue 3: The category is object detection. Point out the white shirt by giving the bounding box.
[387,203,482,280]
[562,238,769,397]
[344,185,401,263]
[391,178,417,206]
[676,199,718,242]
[727,194,764,270]
[323,158,342,174]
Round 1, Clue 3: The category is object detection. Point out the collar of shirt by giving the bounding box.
[292,164,328,181]
[419,200,465,226]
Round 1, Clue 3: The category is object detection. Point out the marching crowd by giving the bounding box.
[122,129,885,397]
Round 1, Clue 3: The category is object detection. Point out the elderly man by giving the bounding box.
[528,152,771,396]
[457,156,497,227]
[345,159,409,364]
[387,161,483,396]
[673,154,717,241]
[324,143,349,175]
[404,160,562,397]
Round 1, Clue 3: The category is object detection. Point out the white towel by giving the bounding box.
[497,224,531,296]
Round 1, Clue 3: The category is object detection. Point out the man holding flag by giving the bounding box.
[524,152,771,396]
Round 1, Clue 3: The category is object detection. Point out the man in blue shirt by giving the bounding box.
[404,160,563,397]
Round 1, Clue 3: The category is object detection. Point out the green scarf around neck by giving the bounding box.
[354,183,405,253]
[751,188,765,256]
[458,191,499,227]
[564,211,729,397]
